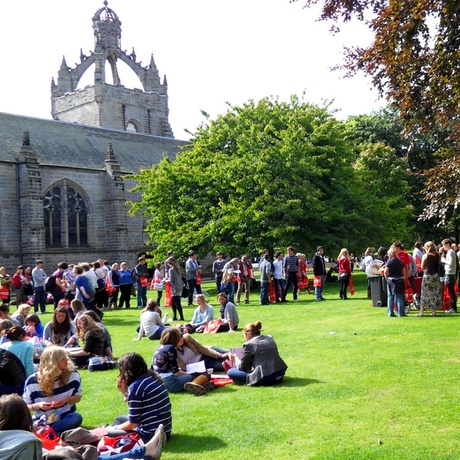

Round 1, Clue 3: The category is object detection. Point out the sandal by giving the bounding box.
[414,313,423,317]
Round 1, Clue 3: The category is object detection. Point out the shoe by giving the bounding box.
[414,313,424,317]
[321,297,326,301]
[180,317,185,321]
[446,308,455,313]
[316,298,323,302]
[172,318,178,321]
[203,381,216,392]
[144,424,165,460]
[293,298,299,301]
[245,301,250,304]
[222,360,233,373]
[184,382,206,396]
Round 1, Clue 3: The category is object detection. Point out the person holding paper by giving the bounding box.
[152,328,214,396]
[188,294,214,333]
[227,321,287,386]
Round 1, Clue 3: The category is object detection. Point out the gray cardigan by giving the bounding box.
[238,335,287,386]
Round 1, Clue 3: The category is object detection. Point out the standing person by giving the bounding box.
[73,265,94,312]
[441,238,458,313]
[227,321,287,386]
[32,260,47,314]
[23,346,82,435]
[50,262,68,311]
[164,257,185,322]
[282,246,300,302]
[216,292,239,333]
[416,241,441,316]
[12,266,28,305]
[0,268,12,305]
[152,262,164,307]
[185,251,202,306]
[133,257,149,309]
[337,248,352,300]
[93,261,109,311]
[313,246,327,301]
[413,240,425,275]
[63,263,76,302]
[119,262,134,309]
[108,262,120,309]
[222,258,239,304]
[111,352,172,441]
[212,252,226,293]
[273,251,285,303]
[384,247,407,317]
[259,253,272,305]
[236,256,253,305]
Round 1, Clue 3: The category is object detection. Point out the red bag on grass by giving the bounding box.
[98,432,143,456]
[203,319,222,334]
[35,424,60,450]
[405,287,413,303]
[349,276,355,296]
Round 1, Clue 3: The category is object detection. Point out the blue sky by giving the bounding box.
[0,0,384,140]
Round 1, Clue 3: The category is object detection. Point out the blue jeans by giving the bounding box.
[149,326,168,340]
[227,281,235,304]
[103,446,148,460]
[34,286,46,313]
[163,374,192,393]
[315,275,326,300]
[51,412,83,435]
[274,278,284,302]
[387,277,405,316]
[137,283,147,308]
[227,368,286,386]
[260,282,269,305]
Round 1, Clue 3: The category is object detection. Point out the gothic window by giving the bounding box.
[126,119,141,133]
[44,183,88,247]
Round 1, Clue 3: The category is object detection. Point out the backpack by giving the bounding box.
[44,275,56,292]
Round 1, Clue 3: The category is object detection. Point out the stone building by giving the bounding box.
[0,2,185,273]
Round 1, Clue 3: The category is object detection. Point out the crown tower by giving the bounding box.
[51,1,173,137]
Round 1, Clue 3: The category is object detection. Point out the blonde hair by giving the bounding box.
[37,346,74,396]
[16,303,31,316]
[424,241,437,254]
[195,294,206,304]
[364,247,374,257]
[338,248,349,259]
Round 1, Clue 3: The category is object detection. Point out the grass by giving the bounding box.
[77,272,460,459]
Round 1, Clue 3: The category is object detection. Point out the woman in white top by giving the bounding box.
[189,294,214,333]
[134,299,168,341]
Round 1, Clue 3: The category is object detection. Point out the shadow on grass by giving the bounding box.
[281,376,322,387]
[167,433,227,453]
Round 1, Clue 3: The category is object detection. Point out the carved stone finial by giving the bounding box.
[104,0,108,7]
[22,131,30,146]
[106,142,115,159]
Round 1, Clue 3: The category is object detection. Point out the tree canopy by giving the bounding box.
[294,0,460,225]
[129,97,412,259]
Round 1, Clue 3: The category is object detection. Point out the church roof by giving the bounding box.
[0,112,187,174]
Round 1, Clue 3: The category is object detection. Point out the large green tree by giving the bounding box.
[129,97,412,258]
[295,0,460,225]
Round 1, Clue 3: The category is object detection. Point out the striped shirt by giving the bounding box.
[284,255,299,273]
[128,376,172,440]
[23,371,82,421]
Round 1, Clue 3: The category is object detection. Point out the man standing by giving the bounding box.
[133,256,149,309]
[186,251,202,306]
[273,251,285,303]
[212,252,226,293]
[32,260,47,314]
[259,253,273,305]
[313,246,327,301]
[50,262,68,310]
[282,246,300,302]
[441,238,457,313]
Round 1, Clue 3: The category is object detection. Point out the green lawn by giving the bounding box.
[78,272,460,459]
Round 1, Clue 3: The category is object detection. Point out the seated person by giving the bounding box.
[177,333,228,372]
[0,325,35,377]
[152,328,214,396]
[227,321,287,386]
[187,294,214,333]
[24,314,44,338]
[67,314,109,366]
[0,349,26,396]
[216,292,239,333]
[43,306,76,347]
[23,346,83,435]
[134,299,168,341]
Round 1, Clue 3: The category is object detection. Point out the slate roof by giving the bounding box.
[0,112,187,174]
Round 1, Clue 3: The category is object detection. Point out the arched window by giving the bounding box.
[43,182,88,247]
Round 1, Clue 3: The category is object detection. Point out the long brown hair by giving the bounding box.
[0,394,33,431]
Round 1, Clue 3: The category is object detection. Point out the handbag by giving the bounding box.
[88,355,117,372]
[97,432,143,456]
[181,284,190,298]
[313,276,322,287]
[139,276,148,287]
[203,319,222,334]
[349,276,355,296]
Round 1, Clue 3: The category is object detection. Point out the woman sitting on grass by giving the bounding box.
[110,352,172,441]
[0,394,166,460]
[24,313,45,338]
[227,321,287,386]
[10,303,31,328]
[187,294,214,333]
[42,306,76,347]
[134,299,168,341]
[23,346,82,435]
[67,314,109,366]
[0,325,35,377]
[177,333,229,372]
[152,328,214,396]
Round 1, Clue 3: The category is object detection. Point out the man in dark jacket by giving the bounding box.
[313,246,326,301]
